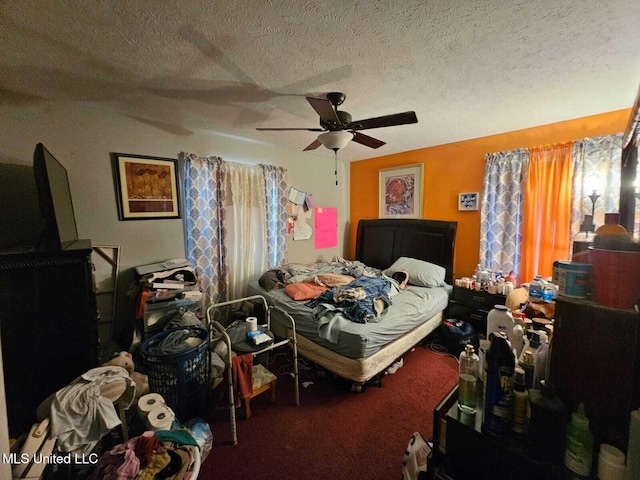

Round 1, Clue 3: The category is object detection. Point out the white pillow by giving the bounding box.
[385,257,446,287]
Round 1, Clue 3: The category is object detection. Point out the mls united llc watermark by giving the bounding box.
[2,452,99,465]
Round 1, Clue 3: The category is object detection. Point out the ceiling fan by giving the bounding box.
[256,92,418,152]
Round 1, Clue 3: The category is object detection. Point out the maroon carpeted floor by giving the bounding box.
[198,343,458,479]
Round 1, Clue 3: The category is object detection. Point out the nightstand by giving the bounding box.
[447,286,506,335]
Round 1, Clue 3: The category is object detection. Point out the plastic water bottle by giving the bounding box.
[458,344,479,415]
[474,263,482,281]
[529,276,544,301]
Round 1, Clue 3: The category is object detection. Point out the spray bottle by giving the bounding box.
[482,331,515,435]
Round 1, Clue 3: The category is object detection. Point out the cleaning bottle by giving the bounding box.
[528,381,567,465]
[519,349,535,390]
[458,344,479,415]
[532,331,550,388]
[565,402,594,477]
[482,332,515,435]
[486,305,514,343]
[518,330,540,390]
[512,323,524,360]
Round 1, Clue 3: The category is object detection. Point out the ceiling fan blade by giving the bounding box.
[256,127,325,131]
[352,131,386,149]
[306,96,340,124]
[349,111,418,130]
[303,139,322,151]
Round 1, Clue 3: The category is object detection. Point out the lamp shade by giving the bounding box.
[317,130,353,151]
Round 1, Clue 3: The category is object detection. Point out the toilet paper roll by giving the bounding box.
[146,405,175,432]
[137,393,165,415]
[245,316,258,332]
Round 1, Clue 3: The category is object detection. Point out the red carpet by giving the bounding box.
[199,344,458,479]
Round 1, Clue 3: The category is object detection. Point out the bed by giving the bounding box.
[247,218,457,391]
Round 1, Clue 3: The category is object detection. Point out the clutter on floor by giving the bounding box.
[385,358,404,375]
[10,343,212,479]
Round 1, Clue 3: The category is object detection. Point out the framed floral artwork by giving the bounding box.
[379,163,423,218]
[112,153,181,220]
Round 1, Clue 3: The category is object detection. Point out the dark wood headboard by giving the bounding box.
[355,219,457,285]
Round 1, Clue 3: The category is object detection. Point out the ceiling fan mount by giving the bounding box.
[320,110,352,131]
[326,91,346,108]
[256,91,418,152]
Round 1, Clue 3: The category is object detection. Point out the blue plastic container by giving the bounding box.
[557,261,591,299]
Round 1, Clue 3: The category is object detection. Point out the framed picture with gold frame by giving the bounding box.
[112,153,181,220]
[378,163,423,218]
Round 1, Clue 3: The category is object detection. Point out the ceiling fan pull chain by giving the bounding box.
[334,151,338,186]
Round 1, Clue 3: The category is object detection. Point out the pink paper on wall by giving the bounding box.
[314,207,337,249]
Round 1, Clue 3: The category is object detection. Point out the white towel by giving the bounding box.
[37,366,136,454]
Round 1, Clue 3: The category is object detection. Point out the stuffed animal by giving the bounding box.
[103,351,150,399]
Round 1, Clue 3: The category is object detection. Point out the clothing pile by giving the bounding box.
[306,275,398,324]
[36,366,136,455]
[89,430,200,480]
[146,328,204,356]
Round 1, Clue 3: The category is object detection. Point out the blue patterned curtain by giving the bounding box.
[570,133,622,236]
[182,153,228,304]
[261,164,289,268]
[479,148,529,277]
[182,153,289,304]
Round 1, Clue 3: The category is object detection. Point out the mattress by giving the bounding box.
[247,280,450,359]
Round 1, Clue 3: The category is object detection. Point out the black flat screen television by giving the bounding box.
[33,143,81,251]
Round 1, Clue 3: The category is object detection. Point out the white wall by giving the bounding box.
[0,100,351,341]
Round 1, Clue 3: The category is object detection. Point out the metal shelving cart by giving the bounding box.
[206,295,300,445]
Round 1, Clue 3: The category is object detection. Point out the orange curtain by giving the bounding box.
[520,142,574,283]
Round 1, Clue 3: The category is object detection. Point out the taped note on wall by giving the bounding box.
[314,207,337,249]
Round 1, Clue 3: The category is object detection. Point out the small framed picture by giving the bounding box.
[112,153,181,220]
[458,192,479,211]
[379,163,423,219]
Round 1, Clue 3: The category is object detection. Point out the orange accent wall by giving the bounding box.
[349,109,630,280]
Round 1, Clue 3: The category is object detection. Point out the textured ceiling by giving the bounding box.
[1,0,639,161]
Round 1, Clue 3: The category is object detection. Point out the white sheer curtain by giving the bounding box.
[479,148,529,277]
[223,162,269,299]
[182,153,288,304]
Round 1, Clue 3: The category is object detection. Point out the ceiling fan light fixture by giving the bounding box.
[317,130,353,151]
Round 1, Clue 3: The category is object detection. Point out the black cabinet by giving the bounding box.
[447,286,506,335]
[0,241,99,437]
[550,297,640,452]
[429,385,578,480]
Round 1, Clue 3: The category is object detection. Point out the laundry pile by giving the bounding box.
[88,430,201,480]
[36,366,136,455]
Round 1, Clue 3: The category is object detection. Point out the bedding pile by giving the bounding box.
[259,257,402,320]
[258,257,420,343]
[253,256,450,357]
